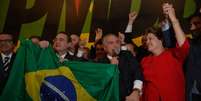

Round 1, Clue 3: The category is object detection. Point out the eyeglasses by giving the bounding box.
[0,39,13,44]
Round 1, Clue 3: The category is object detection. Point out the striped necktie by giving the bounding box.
[3,57,10,72]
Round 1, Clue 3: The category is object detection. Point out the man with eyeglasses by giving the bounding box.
[0,32,16,95]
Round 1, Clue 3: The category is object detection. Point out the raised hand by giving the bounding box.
[125,90,140,101]
[162,3,177,22]
[95,28,103,42]
[129,12,138,22]
[128,11,138,24]
[39,40,49,48]
[118,32,125,44]
[110,57,119,65]
[162,3,186,46]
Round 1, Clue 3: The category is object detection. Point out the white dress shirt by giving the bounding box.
[1,53,12,63]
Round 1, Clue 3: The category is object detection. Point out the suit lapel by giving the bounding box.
[9,53,16,67]
[0,55,3,70]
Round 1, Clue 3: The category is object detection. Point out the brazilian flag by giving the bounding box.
[0,40,119,101]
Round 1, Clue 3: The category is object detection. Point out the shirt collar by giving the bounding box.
[1,53,12,59]
[68,51,74,56]
[56,52,67,59]
[1,53,12,62]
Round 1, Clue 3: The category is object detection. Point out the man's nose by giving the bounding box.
[146,40,150,45]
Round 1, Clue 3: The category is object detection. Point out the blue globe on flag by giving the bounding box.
[40,75,77,101]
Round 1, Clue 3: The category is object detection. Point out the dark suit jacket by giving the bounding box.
[64,52,87,62]
[185,40,201,101]
[97,50,143,101]
[162,26,176,48]
[0,53,16,95]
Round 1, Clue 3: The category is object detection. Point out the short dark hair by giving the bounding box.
[0,32,14,38]
[188,13,201,22]
[57,32,69,42]
[0,32,17,45]
[143,27,165,46]
[29,36,41,41]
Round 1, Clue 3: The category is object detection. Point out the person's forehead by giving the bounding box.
[147,33,156,37]
[31,38,40,40]
[71,34,79,38]
[106,35,118,40]
[191,17,201,22]
[146,33,157,40]
[56,33,67,38]
[0,34,12,39]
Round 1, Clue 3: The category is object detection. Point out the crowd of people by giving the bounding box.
[0,3,201,101]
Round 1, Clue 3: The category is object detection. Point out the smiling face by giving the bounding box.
[53,33,68,54]
[0,33,14,54]
[103,34,121,56]
[145,33,163,53]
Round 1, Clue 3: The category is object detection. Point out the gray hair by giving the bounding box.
[102,33,118,45]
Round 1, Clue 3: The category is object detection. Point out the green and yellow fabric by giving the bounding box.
[0,40,119,101]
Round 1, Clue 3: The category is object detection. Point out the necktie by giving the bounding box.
[3,57,10,72]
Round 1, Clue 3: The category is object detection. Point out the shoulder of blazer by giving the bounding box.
[9,53,16,66]
[0,55,3,68]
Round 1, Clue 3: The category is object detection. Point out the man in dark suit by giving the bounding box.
[97,34,143,101]
[0,32,16,95]
[185,13,201,101]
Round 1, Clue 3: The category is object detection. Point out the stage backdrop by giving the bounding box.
[0,0,199,44]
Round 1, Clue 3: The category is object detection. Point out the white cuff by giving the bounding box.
[133,80,143,91]
[125,25,133,33]
[161,22,170,31]
[77,50,84,57]
[121,45,127,51]
[68,51,74,56]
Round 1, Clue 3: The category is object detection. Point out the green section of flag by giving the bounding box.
[63,62,119,101]
[0,40,119,101]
